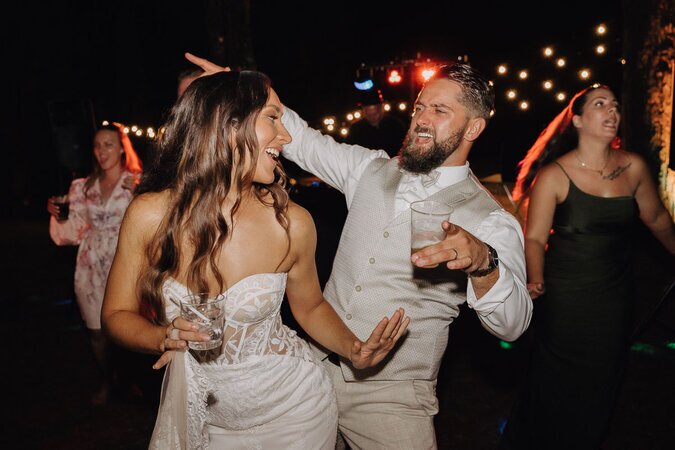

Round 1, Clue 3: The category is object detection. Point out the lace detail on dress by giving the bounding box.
[162,273,315,366]
[152,273,336,448]
[149,351,214,449]
[184,353,211,448]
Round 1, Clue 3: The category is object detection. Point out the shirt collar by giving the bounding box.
[435,162,470,187]
[400,162,470,187]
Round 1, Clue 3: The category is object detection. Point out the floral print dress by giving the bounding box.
[49,172,134,329]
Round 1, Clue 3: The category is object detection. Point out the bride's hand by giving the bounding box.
[184,52,231,76]
[152,317,211,369]
[349,308,409,369]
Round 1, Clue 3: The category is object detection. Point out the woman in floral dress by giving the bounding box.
[48,122,142,404]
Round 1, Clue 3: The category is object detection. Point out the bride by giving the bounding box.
[101,70,409,448]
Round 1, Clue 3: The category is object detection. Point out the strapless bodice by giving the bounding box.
[162,272,315,365]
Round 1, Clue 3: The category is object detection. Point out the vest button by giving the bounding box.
[369,257,375,264]
[383,231,389,238]
[355,285,362,292]
[346,314,352,320]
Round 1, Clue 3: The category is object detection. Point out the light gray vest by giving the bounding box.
[317,158,502,381]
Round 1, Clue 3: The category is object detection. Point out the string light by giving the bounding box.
[101,23,619,138]
[315,22,615,123]
[421,68,436,81]
[387,69,402,84]
[99,121,158,140]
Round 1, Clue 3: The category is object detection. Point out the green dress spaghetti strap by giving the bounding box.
[502,162,638,449]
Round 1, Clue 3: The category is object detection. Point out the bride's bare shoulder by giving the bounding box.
[286,200,317,244]
[122,191,171,236]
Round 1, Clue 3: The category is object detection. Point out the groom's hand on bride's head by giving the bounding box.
[185,52,231,75]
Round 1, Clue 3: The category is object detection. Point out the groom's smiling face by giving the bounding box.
[399,79,471,174]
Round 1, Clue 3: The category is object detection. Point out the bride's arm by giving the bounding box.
[284,204,409,369]
[101,194,209,366]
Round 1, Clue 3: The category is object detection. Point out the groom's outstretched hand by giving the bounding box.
[350,308,409,369]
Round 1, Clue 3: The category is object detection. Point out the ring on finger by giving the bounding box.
[451,248,459,260]
[169,327,180,340]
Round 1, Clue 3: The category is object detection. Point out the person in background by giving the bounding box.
[48,122,142,405]
[187,53,532,450]
[101,70,408,448]
[345,88,407,158]
[501,84,675,449]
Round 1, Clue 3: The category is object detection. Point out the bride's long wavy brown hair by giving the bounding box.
[135,70,289,324]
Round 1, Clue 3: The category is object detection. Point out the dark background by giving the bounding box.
[2,0,622,216]
[2,2,674,448]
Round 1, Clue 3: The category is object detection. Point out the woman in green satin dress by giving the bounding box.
[500,85,675,449]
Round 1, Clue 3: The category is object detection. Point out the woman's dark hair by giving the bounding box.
[136,70,289,324]
[512,84,618,201]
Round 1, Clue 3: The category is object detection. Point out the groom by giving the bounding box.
[187,54,532,449]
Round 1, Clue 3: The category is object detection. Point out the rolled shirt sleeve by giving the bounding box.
[466,209,533,342]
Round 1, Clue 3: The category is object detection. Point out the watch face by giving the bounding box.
[492,248,499,267]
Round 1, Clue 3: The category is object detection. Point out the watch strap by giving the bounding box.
[468,243,499,277]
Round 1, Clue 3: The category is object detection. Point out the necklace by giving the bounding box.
[574,150,610,177]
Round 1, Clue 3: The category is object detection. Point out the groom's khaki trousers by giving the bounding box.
[324,359,438,450]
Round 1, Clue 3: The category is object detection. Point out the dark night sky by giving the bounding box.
[3,0,622,211]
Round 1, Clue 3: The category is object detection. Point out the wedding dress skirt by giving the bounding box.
[149,273,338,449]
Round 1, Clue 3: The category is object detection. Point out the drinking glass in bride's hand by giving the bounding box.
[179,293,226,351]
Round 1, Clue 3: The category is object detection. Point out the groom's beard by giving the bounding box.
[399,124,466,174]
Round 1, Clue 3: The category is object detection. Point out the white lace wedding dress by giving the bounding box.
[149,272,338,449]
